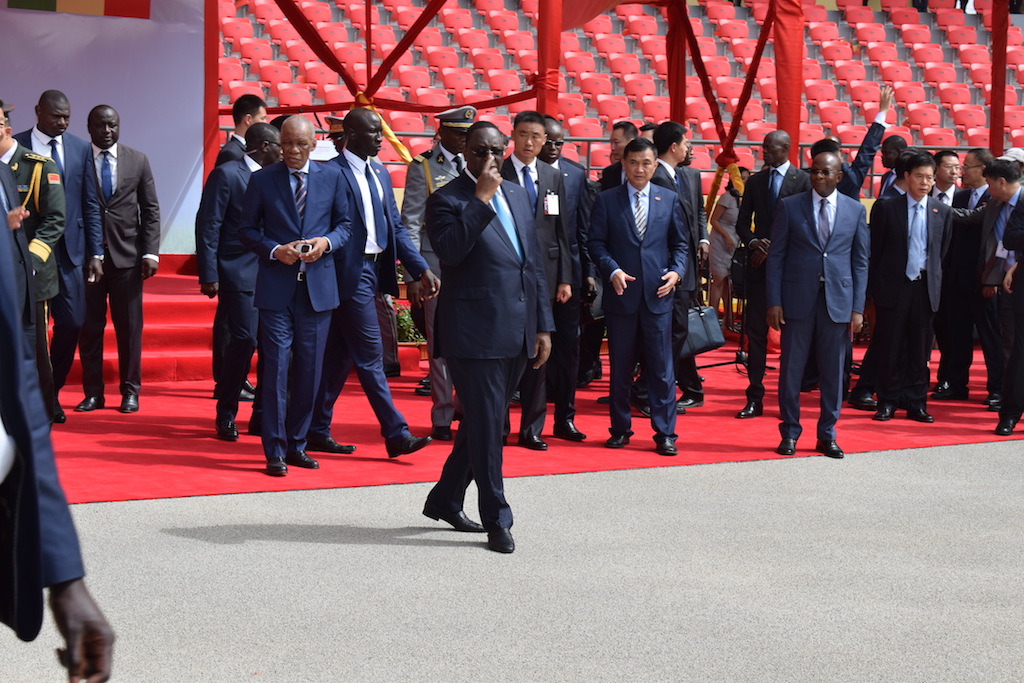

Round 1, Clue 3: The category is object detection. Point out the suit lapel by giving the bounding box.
[336,156,368,227]
[274,163,301,226]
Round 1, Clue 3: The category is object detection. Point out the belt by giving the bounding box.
[296,270,306,282]
[364,252,383,263]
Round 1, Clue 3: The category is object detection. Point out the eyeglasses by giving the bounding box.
[809,169,838,177]
[467,146,506,158]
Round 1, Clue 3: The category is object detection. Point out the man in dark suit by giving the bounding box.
[766,152,869,459]
[0,219,114,678]
[993,164,1024,435]
[76,105,161,415]
[2,161,34,354]
[500,110,572,450]
[651,122,706,409]
[589,138,688,456]
[539,114,596,440]
[239,115,350,476]
[598,120,638,191]
[13,90,102,424]
[215,94,266,168]
[309,107,437,459]
[876,135,908,198]
[933,148,998,404]
[196,122,281,441]
[736,130,812,418]
[870,152,952,423]
[422,122,553,554]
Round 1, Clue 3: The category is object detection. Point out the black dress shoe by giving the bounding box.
[75,396,104,412]
[776,437,797,455]
[654,437,677,456]
[244,380,256,394]
[873,405,896,421]
[674,402,687,415]
[847,395,880,411]
[676,395,704,409]
[265,458,287,476]
[597,395,610,404]
[414,385,432,396]
[487,528,515,553]
[552,421,586,441]
[285,450,319,469]
[517,434,548,451]
[431,425,453,441]
[984,392,1003,407]
[631,399,652,418]
[510,389,521,404]
[52,405,66,424]
[383,362,401,378]
[422,502,485,532]
[605,434,630,448]
[931,385,968,400]
[735,401,762,419]
[386,434,432,458]
[216,419,239,441]
[119,393,139,413]
[306,435,357,453]
[995,418,1018,436]
[815,439,844,458]
[907,408,935,423]
[238,386,255,402]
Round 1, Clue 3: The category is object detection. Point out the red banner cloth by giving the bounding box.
[773,0,804,164]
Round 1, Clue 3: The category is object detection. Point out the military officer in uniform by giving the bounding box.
[401,105,476,441]
[0,103,66,422]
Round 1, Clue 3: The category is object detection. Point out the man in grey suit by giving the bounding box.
[401,106,475,441]
[766,153,869,459]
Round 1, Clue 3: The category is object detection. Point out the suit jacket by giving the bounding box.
[90,144,162,270]
[766,190,869,322]
[6,143,66,301]
[1000,199,1024,309]
[239,160,351,312]
[195,159,259,291]
[869,194,952,312]
[13,130,102,267]
[330,154,428,301]
[737,164,812,246]
[401,143,462,273]
[215,136,246,167]
[588,183,688,316]
[943,187,991,292]
[426,173,554,359]
[0,224,84,642]
[557,157,596,283]
[878,169,898,197]
[651,163,704,291]
[977,197,1023,288]
[1,164,33,327]
[599,161,623,191]
[501,157,572,297]
[838,120,885,198]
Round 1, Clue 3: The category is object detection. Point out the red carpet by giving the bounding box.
[52,346,1012,504]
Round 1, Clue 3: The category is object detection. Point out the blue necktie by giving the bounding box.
[522,165,537,212]
[365,164,388,249]
[994,203,1017,270]
[492,193,523,261]
[770,169,783,205]
[0,181,10,213]
[881,171,894,196]
[906,203,926,280]
[49,139,64,176]
[101,151,113,201]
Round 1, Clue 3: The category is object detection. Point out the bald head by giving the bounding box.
[343,107,384,159]
[763,130,791,168]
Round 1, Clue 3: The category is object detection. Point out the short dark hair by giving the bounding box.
[984,159,1023,183]
[653,121,687,155]
[901,151,937,177]
[231,94,266,125]
[810,138,841,158]
[39,89,68,107]
[513,110,545,129]
[933,150,959,166]
[244,122,278,150]
[882,135,908,152]
[466,120,503,145]
[967,148,996,166]
[640,122,657,132]
[623,137,656,158]
[613,120,639,140]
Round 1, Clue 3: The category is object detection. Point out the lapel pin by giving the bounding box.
[654,196,662,201]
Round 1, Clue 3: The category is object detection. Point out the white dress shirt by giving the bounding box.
[344,148,385,254]
[30,125,63,169]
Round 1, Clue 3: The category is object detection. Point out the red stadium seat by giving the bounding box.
[864,42,899,66]
[623,73,657,101]
[757,77,778,106]
[716,20,750,43]
[945,26,977,49]
[745,121,776,142]
[859,102,898,125]
[832,60,866,86]
[834,124,867,146]
[921,127,959,146]
[412,88,450,107]
[564,52,597,77]
[642,97,671,122]
[951,104,987,132]
[704,55,732,80]
[844,7,876,25]
[704,3,736,24]
[698,121,720,141]
[893,82,926,105]
[904,103,942,131]
[581,14,613,37]
[847,80,881,106]
[579,72,614,102]
[470,47,504,74]
[276,84,312,107]
[684,97,714,126]
[254,59,292,87]
[455,28,491,51]
[515,49,538,74]
[457,89,493,104]
[299,1,332,24]
[596,94,631,123]
[314,22,349,46]
[879,61,913,85]
[937,82,972,106]
[801,59,822,80]
[439,7,473,32]
[558,94,587,120]
[965,128,990,147]
[1005,107,1024,132]
[425,45,460,72]
[487,69,522,97]
[502,30,536,53]
[1006,47,1024,68]
[333,42,366,72]
[228,80,266,101]
[394,7,421,31]
[884,126,914,144]
[958,45,990,67]
[800,124,825,144]
[808,21,841,45]
[593,33,627,58]
[817,100,853,130]
[396,65,430,93]
[820,40,854,64]
[238,37,273,65]
[474,0,505,14]
[222,18,254,48]
[567,117,604,138]
[218,58,244,86]
[933,8,966,29]
[266,19,301,46]
[900,24,933,45]
[561,32,582,54]
[412,26,443,51]
[608,53,643,77]
[970,64,993,88]
[589,144,611,170]
[440,67,475,95]
[387,164,406,189]
[388,111,426,134]
[804,79,837,105]
[730,38,759,63]
[888,7,920,25]
[803,4,829,22]
[983,84,1017,107]
[639,34,668,61]
[922,62,957,88]
[714,76,745,104]
[487,10,520,35]
[911,43,945,66]
[624,14,659,37]
[853,22,886,45]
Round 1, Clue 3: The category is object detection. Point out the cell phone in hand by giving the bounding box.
[298,243,313,254]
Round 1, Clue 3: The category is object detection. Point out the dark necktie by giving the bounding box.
[365,164,388,249]
[293,171,306,222]
[455,154,464,175]
[522,165,538,211]
[938,193,949,204]
[101,151,113,201]
[994,203,1017,270]
[49,139,64,176]
[770,169,783,205]
[818,197,831,249]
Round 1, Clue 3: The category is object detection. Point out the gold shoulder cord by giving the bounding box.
[423,157,435,195]
[23,160,42,211]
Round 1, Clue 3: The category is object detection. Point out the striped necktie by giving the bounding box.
[634,190,647,240]
[293,171,306,222]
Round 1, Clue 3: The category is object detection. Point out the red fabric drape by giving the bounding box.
[991,0,1009,156]
[204,0,220,177]
[537,0,563,115]
[773,0,804,164]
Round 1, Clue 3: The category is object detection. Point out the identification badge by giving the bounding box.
[544,193,560,216]
[996,241,1010,260]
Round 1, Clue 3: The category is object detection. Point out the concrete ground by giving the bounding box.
[3,440,1022,682]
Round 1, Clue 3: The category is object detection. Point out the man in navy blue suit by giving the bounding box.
[196,122,280,442]
[0,219,114,678]
[239,116,351,476]
[422,122,553,554]
[766,152,869,459]
[308,108,437,459]
[13,90,102,424]
[589,138,688,456]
